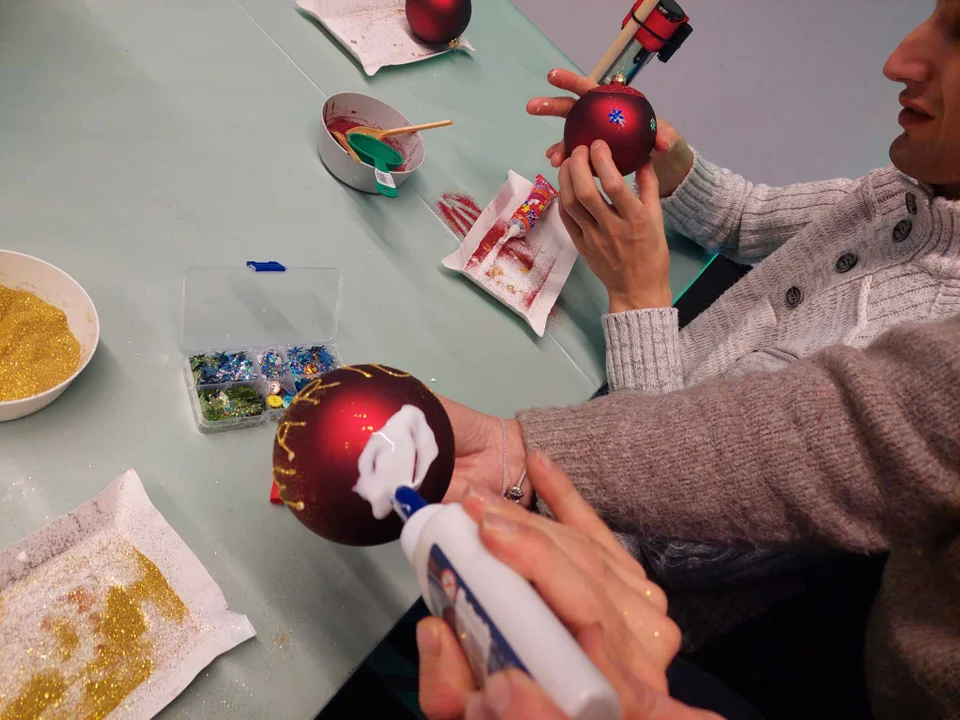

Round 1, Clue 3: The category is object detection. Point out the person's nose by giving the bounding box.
[883,23,935,84]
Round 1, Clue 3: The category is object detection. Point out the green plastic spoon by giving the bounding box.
[347,133,404,198]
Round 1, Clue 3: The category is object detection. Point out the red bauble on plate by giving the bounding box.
[563,82,658,176]
[273,364,454,546]
[405,0,472,45]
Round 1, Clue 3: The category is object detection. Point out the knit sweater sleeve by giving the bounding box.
[518,316,960,553]
[662,152,859,264]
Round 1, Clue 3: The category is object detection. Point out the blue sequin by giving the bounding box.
[258,350,287,379]
[287,345,339,377]
[608,108,625,126]
[190,352,255,385]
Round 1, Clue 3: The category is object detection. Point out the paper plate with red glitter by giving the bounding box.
[297,0,474,77]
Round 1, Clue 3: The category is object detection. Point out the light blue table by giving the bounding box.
[0,0,710,716]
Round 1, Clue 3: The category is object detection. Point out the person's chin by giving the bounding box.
[889,132,916,175]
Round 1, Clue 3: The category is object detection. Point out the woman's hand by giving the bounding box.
[527,68,694,198]
[439,396,528,507]
[559,146,672,313]
[419,451,719,720]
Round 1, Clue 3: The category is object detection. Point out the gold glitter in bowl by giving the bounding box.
[0,286,81,402]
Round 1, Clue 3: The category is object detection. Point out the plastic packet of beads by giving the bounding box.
[0,469,256,718]
[181,265,344,433]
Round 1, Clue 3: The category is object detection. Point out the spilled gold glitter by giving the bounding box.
[292,378,341,406]
[52,618,79,661]
[283,500,305,512]
[276,421,306,461]
[340,366,373,378]
[369,364,410,378]
[0,670,66,720]
[0,548,188,720]
[0,286,81,402]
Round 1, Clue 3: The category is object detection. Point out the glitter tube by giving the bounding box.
[505,175,559,240]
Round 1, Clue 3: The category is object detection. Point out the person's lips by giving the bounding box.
[898,94,935,130]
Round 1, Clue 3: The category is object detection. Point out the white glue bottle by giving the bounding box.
[392,486,622,720]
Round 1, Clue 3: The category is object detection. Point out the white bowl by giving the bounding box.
[0,250,100,421]
[318,92,426,194]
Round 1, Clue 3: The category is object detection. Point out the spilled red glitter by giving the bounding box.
[434,192,482,238]
[325,116,408,172]
[466,219,509,269]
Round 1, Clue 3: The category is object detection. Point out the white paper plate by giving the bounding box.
[297,0,474,76]
[0,470,255,719]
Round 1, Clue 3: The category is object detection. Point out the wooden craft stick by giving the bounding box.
[587,0,660,83]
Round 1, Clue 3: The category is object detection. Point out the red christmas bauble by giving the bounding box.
[563,83,658,176]
[273,364,454,546]
[405,0,472,45]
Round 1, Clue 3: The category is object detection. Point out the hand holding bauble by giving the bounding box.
[273,364,454,546]
[563,80,657,176]
[405,0,472,46]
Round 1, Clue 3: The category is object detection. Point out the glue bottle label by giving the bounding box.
[426,545,527,684]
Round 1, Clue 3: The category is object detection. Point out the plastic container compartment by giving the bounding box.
[181,265,344,433]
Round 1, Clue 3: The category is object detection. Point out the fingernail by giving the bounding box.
[468,483,498,504]
[590,139,604,151]
[416,622,440,662]
[485,673,512,715]
[482,510,519,536]
[548,69,558,79]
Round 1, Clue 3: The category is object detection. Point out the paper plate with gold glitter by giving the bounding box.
[0,469,256,719]
[0,250,100,422]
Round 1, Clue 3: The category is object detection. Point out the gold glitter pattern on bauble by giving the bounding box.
[0,548,188,720]
[0,286,81,402]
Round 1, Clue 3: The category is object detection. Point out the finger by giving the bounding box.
[526,96,578,118]
[568,146,613,223]
[480,671,567,720]
[635,162,664,229]
[547,68,598,97]
[463,480,668,614]
[557,203,584,248]
[558,159,597,232]
[478,506,679,669]
[526,451,635,564]
[478,510,613,634]
[590,141,644,223]
[652,118,681,154]
[418,618,477,720]
[545,141,567,168]
[551,146,566,168]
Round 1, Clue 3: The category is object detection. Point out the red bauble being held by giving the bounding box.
[563,81,658,176]
[273,364,454,546]
[405,0,472,46]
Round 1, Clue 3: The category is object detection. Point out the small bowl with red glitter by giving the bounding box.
[319,93,426,194]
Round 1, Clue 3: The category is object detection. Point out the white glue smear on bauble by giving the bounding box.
[353,405,439,520]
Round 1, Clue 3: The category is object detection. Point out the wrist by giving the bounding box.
[608,287,673,313]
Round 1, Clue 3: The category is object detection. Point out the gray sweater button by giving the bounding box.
[785,286,803,308]
[892,219,913,243]
[835,252,859,273]
[906,192,918,215]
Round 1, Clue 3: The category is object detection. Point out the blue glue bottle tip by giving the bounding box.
[393,486,427,521]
